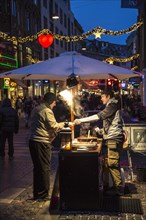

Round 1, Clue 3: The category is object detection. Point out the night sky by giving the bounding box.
[70,0,138,45]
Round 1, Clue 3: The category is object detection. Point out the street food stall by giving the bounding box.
[58,127,103,211]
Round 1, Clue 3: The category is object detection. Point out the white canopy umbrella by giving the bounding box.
[0,51,141,140]
[0,51,141,81]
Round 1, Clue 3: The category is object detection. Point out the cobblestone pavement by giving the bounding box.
[0,152,58,220]
[0,117,146,220]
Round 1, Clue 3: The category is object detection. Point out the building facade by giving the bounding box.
[138,0,146,71]
[0,0,83,100]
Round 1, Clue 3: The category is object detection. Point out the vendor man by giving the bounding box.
[74,89,124,196]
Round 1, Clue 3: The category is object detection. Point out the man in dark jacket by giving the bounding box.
[0,98,19,160]
[74,89,124,196]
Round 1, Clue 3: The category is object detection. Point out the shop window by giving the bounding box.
[43,0,47,8]
[12,0,16,16]
[64,13,67,28]
[43,16,48,29]
[33,0,37,5]
[60,8,63,24]
[26,13,31,32]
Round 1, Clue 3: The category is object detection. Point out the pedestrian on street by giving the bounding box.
[0,98,19,160]
[74,89,124,196]
[29,92,70,201]
[15,96,23,117]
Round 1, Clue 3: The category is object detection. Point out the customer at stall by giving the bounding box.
[29,92,71,201]
[74,89,124,196]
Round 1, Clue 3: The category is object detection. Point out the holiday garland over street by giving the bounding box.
[0,20,143,44]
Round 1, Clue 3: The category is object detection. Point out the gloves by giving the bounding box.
[74,114,99,125]
[64,122,73,127]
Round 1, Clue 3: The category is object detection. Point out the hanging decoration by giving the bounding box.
[83,80,99,87]
[131,66,138,70]
[26,55,40,63]
[93,31,102,39]
[104,54,140,64]
[0,20,143,43]
[38,34,54,48]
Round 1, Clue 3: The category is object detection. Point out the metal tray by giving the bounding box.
[72,142,97,148]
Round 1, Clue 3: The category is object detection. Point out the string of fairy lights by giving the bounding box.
[0,20,143,43]
[131,66,138,70]
[0,20,143,70]
[103,54,140,64]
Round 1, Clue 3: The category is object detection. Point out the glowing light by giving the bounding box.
[38,34,54,48]
[94,31,101,39]
[0,20,143,43]
[104,54,140,64]
[121,83,126,88]
[52,15,59,20]
[0,54,18,68]
[60,89,72,106]
[4,78,10,89]
[109,60,114,64]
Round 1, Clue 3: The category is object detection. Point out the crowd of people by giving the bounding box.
[0,91,145,162]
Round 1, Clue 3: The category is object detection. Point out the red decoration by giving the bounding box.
[84,80,99,87]
[38,34,54,48]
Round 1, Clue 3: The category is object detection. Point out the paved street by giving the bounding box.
[0,116,146,220]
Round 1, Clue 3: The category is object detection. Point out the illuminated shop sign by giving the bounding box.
[10,81,17,87]
[3,78,17,89]
[4,78,10,89]
[0,54,18,68]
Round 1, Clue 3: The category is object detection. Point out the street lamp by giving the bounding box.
[52,14,59,20]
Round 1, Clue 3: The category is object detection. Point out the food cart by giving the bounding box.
[58,128,103,211]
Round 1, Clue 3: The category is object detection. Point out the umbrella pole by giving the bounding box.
[71,88,75,140]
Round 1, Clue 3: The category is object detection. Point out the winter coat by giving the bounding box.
[0,98,19,133]
[97,98,124,142]
[29,102,65,143]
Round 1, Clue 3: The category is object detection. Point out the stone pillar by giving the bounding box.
[143,68,146,107]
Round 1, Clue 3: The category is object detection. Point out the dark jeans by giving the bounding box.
[0,131,14,157]
[29,140,51,198]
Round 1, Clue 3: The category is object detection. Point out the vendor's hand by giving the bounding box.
[74,119,81,125]
[94,127,103,134]
[68,122,73,127]
[94,127,100,133]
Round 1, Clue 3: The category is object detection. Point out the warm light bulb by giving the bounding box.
[59,89,72,106]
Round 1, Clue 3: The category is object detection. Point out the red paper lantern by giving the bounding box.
[38,34,54,48]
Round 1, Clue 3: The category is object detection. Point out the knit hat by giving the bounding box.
[43,92,56,105]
